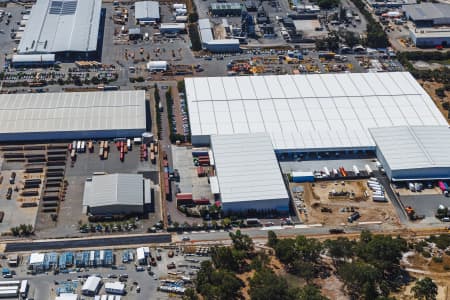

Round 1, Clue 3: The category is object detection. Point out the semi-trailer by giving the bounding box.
[352,165,360,176]
[365,164,373,175]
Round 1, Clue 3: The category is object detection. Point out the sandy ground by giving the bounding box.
[394,251,450,300]
[419,81,449,124]
[297,181,399,226]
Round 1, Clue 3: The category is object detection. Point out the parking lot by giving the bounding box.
[400,194,450,225]
[5,246,210,300]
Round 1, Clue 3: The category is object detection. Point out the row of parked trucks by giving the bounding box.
[320,164,373,178]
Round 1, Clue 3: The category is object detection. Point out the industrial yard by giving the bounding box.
[293,180,400,227]
[0,245,210,300]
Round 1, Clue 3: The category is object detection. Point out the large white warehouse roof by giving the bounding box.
[211,133,289,208]
[18,0,102,54]
[370,126,450,171]
[0,90,145,139]
[186,72,447,151]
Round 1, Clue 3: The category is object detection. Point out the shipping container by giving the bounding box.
[99,147,104,157]
[81,141,85,152]
[76,141,81,152]
[373,195,386,202]
[352,165,360,176]
[127,139,132,151]
[323,167,330,177]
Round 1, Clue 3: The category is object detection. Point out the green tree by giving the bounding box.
[290,260,316,282]
[343,31,360,48]
[295,284,329,300]
[211,246,243,272]
[295,235,322,263]
[325,237,355,261]
[317,0,339,9]
[267,230,278,248]
[196,261,244,300]
[274,238,296,264]
[249,268,290,300]
[229,230,253,252]
[412,277,438,300]
[188,12,199,23]
[338,261,381,298]
[183,288,199,300]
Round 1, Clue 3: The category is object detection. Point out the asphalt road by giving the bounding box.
[5,234,171,252]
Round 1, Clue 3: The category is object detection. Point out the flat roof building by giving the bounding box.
[210,3,242,16]
[211,133,289,214]
[0,90,146,142]
[198,19,240,52]
[82,276,101,296]
[404,3,450,27]
[409,26,450,48]
[135,1,160,24]
[186,72,446,154]
[83,174,151,215]
[18,0,104,61]
[370,126,450,181]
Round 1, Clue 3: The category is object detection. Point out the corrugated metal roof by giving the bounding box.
[0,90,145,134]
[211,133,289,203]
[82,276,101,292]
[370,126,450,170]
[206,39,239,45]
[12,54,55,63]
[18,0,102,54]
[404,3,450,22]
[198,19,213,44]
[83,174,144,208]
[210,3,242,10]
[135,1,160,20]
[186,72,447,151]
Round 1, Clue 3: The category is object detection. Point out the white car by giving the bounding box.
[182,236,190,241]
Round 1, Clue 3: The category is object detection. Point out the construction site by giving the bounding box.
[292,180,400,227]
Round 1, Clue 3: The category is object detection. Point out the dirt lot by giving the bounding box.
[419,80,449,124]
[395,250,450,300]
[295,181,400,226]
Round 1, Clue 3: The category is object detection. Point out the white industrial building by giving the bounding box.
[56,294,78,300]
[11,54,55,68]
[136,246,150,264]
[135,1,160,24]
[18,0,103,61]
[370,126,450,181]
[105,282,125,295]
[211,133,289,213]
[147,60,168,72]
[198,18,240,52]
[186,72,447,155]
[0,90,146,142]
[82,276,102,296]
[83,174,152,215]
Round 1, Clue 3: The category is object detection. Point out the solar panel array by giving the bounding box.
[49,0,78,15]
